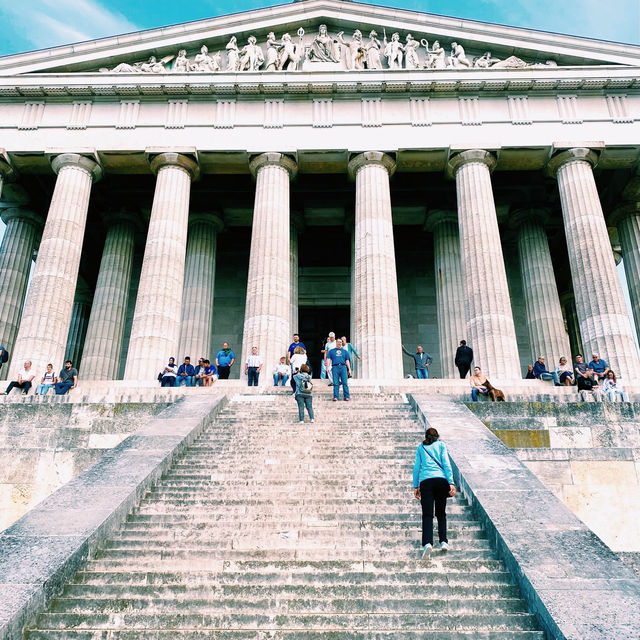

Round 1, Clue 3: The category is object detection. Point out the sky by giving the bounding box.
[0,0,637,57]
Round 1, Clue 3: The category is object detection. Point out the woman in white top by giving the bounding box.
[290,346,308,393]
[161,357,178,387]
[36,363,56,395]
[602,370,628,402]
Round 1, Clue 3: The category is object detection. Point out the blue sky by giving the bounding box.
[0,0,638,57]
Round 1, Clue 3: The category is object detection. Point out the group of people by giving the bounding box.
[158,343,238,387]
[0,359,78,396]
[525,353,627,402]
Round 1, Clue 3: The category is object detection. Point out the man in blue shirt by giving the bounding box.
[588,353,609,382]
[327,338,351,401]
[402,344,432,379]
[215,342,236,379]
[177,356,196,386]
[532,356,560,386]
[287,333,306,362]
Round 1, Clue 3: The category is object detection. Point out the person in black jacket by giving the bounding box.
[454,340,473,379]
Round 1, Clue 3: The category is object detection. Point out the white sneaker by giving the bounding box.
[298,420,304,424]
[420,544,433,559]
[310,419,315,423]
[440,542,449,552]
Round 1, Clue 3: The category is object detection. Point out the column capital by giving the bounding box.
[347,151,396,180]
[188,212,224,232]
[508,207,551,230]
[547,147,599,177]
[249,152,298,180]
[446,149,496,179]
[610,202,640,227]
[51,153,102,183]
[0,207,45,230]
[149,152,199,181]
[424,209,457,232]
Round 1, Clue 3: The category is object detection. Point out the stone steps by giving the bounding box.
[27,395,541,639]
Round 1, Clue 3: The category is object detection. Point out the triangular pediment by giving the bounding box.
[1,0,639,76]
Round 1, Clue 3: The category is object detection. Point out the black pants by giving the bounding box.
[419,477,449,546]
[247,367,259,386]
[218,366,231,379]
[457,362,471,379]
[5,380,32,395]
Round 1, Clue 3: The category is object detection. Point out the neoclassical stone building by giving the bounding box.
[1,0,640,382]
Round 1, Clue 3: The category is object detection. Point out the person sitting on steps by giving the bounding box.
[470,366,489,402]
[1,360,35,396]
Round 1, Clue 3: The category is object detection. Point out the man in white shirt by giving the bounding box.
[2,360,35,395]
[323,332,337,385]
[245,346,264,387]
[273,357,290,386]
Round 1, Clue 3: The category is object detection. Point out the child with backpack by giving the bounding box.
[293,364,314,424]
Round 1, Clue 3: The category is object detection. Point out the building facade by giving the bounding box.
[1,0,640,381]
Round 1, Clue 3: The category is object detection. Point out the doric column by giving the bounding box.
[241,153,297,377]
[81,211,137,379]
[447,150,520,378]
[510,208,571,367]
[548,147,640,382]
[65,281,92,368]
[124,152,198,381]
[611,202,640,345]
[9,154,101,379]
[290,213,303,335]
[348,151,403,379]
[178,213,223,361]
[0,154,16,200]
[560,292,583,358]
[425,210,466,378]
[0,207,43,377]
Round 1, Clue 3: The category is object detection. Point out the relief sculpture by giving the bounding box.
[99,24,559,74]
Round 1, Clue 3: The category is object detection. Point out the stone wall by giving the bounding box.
[0,401,168,531]
[468,402,640,558]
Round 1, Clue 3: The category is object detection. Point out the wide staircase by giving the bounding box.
[26,392,542,639]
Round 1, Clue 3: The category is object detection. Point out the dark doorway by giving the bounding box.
[298,306,350,377]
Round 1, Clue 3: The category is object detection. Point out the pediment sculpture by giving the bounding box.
[99,24,558,74]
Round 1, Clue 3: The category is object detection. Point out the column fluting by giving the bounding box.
[549,147,640,382]
[81,212,137,379]
[560,292,584,358]
[124,153,198,381]
[348,151,403,379]
[611,202,640,346]
[511,208,571,368]
[65,283,92,368]
[241,153,297,377]
[0,207,43,377]
[426,210,466,378]
[290,213,303,336]
[178,213,223,361]
[8,154,101,379]
[447,149,520,379]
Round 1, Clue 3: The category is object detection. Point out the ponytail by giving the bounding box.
[423,427,439,446]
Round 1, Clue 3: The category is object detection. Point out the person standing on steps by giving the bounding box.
[289,346,308,394]
[323,332,338,385]
[413,427,456,559]
[293,363,315,423]
[454,340,473,379]
[327,337,351,401]
[402,344,432,379]
[215,342,235,379]
[244,346,263,387]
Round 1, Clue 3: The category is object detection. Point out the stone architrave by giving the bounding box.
[178,213,223,361]
[510,208,571,367]
[447,149,520,379]
[124,152,199,381]
[81,211,138,380]
[241,153,297,378]
[348,151,403,379]
[611,202,640,346]
[425,210,466,378]
[9,154,101,379]
[65,282,93,368]
[0,207,43,378]
[548,148,640,382]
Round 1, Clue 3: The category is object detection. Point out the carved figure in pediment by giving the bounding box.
[430,40,446,69]
[490,55,528,69]
[264,32,280,71]
[366,30,383,70]
[239,36,265,71]
[473,51,499,68]
[450,42,472,68]
[384,32,404,70]
[173,49,189,73]
[140,56,167,73]
[404,34,420,69]
[350,30,366,70]
[192,45,220,72]
[278,33,301,71]
[309,24,339,63]
[105,62,140,73]
[226,36,240,72]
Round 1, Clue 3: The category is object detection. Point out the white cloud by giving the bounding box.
[0,0,138,49]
